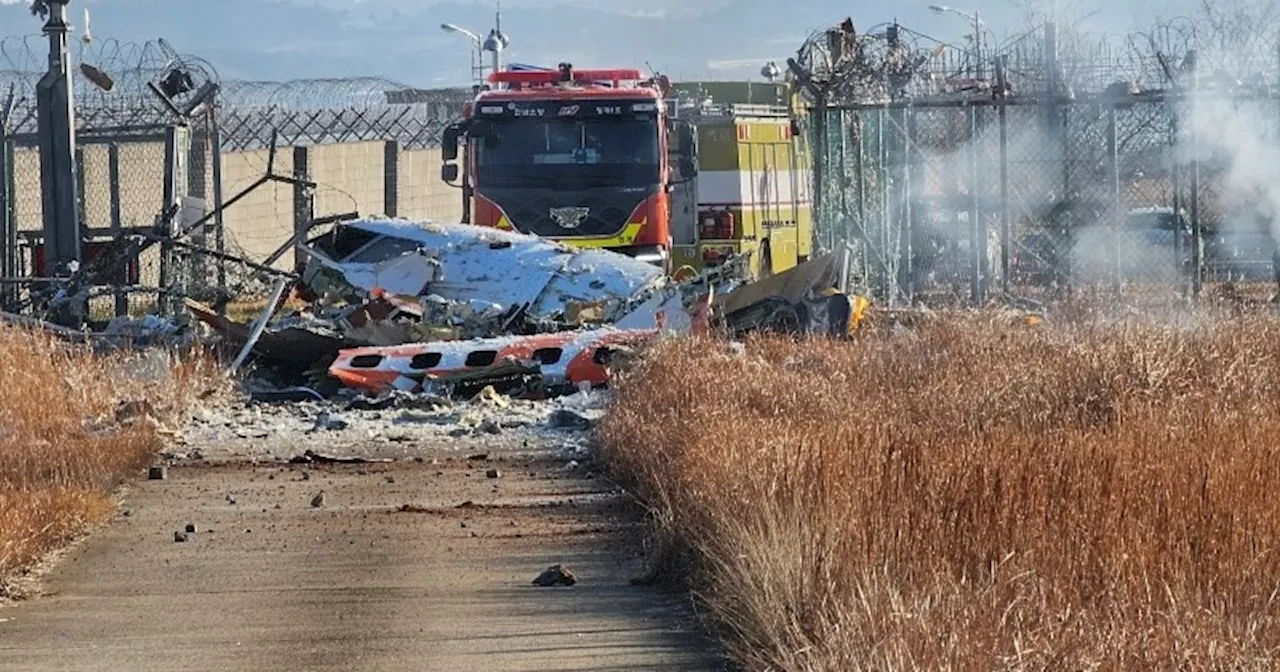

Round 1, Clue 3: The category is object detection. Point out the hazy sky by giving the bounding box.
[0,0,1205,84]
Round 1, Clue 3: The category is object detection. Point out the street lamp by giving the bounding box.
[441,22,485,88]
[929,4,985,79]
[481,6,510,79]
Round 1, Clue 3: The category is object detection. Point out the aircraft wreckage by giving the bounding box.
[188,218,867,399]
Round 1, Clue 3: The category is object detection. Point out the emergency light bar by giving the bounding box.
[489,67,645,88]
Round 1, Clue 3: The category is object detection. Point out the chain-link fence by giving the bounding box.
[812,93,1280,305]
[1,35,470,322]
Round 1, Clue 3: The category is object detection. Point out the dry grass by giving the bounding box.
[0,327,222,594]
[601,308,1280,670]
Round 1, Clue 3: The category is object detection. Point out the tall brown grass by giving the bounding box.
[601,311,1280,670]
[0,327,220,594]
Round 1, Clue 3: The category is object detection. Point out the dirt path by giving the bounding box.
[0,438,725,671]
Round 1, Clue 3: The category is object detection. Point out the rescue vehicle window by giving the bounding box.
[479,119,659,168]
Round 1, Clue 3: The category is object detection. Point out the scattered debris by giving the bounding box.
[486,468,502,479]
[173,531,189,543]
[549,409,594,431]
[311,412,349,432]
[289,450,394,465]
[329,327,660,399]
[250,387,326,404]
[311,492,327,508]
[147,465,168,481]
[532,564,578,587]
[184,523,197,534]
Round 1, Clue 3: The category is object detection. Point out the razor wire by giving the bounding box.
[0,36,217,134]
[216,79,472,151]
[1,36,472,152]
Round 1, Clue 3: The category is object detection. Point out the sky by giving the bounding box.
[0,0,1203,85]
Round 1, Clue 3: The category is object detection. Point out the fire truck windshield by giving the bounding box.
[477,117,660,189]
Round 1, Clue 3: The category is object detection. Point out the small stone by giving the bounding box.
[532,564,577,587]
[185,523,197,534]
[486,468,501,479]
[476,419,502,436]
[148,465,167,480]
[122,509,133,517]
[385,476,396,484]
[311,492,327,508]
[174,531,189,543]
[549,409,594,430]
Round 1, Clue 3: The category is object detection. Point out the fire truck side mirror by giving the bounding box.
[442,124,462,161]
[441,163,460,184]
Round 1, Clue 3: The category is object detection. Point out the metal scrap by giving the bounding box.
[181,217,868,399]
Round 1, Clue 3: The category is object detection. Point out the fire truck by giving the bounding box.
[440,64,814,278]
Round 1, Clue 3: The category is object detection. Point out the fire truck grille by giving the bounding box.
[494,190,649,238]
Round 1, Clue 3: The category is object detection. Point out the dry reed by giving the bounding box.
[0,326,221,593]
[601,310,1280,670]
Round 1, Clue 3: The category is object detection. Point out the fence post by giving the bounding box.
[74,146,85,229]
[899,107,916,303]
[384,140,400,218]
[1189,85,1203,298]
[160,125,190,316]
[1107,106,1121,293]
[0,135,11,310]
[188,119,209,296]
[107,142,126,317]
[871,108,887,300]
[812,98,827,252]
[998,98,1010,295]
[969,105,985,305]
[210,114,227,314]
[293,146,313,272]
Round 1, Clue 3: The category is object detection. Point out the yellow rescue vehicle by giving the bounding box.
[667,81,816,280]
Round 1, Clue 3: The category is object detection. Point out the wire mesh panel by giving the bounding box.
[813,93,1280,304]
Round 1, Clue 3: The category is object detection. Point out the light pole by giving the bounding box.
[441,22,484,88]
[929,4,984,80]
[482,5,510,80]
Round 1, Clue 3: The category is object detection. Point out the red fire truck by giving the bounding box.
[440,64,695,268]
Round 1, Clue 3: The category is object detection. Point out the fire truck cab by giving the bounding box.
[441,66,813,280]
[441,64,689,269]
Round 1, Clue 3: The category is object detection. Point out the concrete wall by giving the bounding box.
[218,147,296,265]
[399,147,463,222]
[4,139,463,274]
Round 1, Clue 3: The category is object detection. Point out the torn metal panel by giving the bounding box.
[186,300,358,368]
[329,328,659,398]
[718,253,846,318]
[305,219,669,327]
